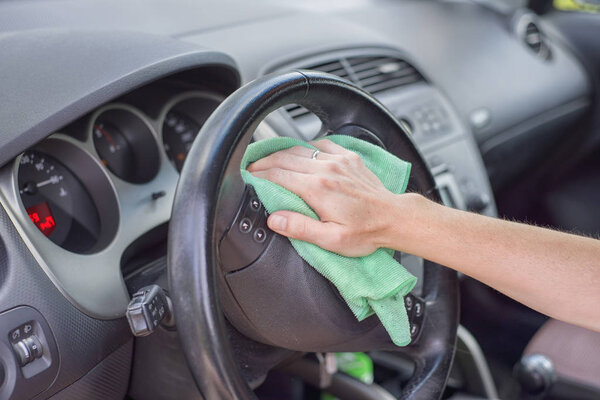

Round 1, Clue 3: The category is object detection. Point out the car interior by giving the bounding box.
[0,0,599,399]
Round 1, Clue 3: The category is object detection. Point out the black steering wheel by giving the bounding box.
[168,70,459,400]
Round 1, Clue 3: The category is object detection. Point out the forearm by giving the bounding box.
[387,194,600,331]
[250,141,600,329]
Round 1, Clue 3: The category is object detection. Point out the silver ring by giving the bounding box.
[311,149,320,160]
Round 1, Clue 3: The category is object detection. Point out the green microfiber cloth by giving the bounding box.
[240,135,417,346]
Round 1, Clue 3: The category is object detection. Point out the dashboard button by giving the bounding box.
[250,198,261,211]
[24,336,43,359]
[414,302,423,317]
[13,335,44,367]
[13,340,32,366]
[410,323,419,338]
[239,218,252,233]
[469,107,491,130]
[10,327,21,342]
[254,228,266,243]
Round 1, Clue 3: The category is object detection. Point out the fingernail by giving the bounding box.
[268,214,287,231]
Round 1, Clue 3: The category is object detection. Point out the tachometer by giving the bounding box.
[161,94,222,172]
[18,150,101,253]
[162,111,201,172]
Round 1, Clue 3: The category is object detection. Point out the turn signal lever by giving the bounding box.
[126,285,175,337]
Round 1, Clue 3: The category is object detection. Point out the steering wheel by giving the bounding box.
[168,70,459,400]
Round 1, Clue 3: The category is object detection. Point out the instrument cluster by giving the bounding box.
[13,91,222,254]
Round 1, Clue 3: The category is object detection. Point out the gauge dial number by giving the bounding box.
[18,150,101,253]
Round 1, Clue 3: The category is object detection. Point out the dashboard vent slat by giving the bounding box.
[362,74,423,94]
[310,60,351,81]
[357,66,417,86]
[283,54,425,120]
[352,57,423,94]
[311,60,343,72]
[284,104,310,119]
[347,57,385,70]
[353,63,413,80]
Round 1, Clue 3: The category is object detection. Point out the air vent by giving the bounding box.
[349,56,423,94]
[284,104,311,119]
[519,18,551,61]
[309,60,351,81]
[283,55,424,120]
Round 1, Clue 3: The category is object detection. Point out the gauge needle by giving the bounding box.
[36,175,62,188]
[94,124,117,147]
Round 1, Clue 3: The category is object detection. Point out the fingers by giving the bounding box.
[267,211,341,250]
[247,139,357,175]
[311,138,349,155]
[312,138,364,170]
[248,152,316,174]
[285,145,319,158]
[283,144,337,160]
[250,169,312,197]
[247,145,334,173]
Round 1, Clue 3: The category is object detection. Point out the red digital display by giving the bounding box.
[26,202,56,237]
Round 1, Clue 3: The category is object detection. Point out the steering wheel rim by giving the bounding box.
[168,70,459,400]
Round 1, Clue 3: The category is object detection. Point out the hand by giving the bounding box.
[247,138,419,257]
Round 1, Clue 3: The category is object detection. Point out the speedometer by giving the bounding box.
[18,150,101,253]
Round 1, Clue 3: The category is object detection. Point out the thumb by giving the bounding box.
[267,211,337,247]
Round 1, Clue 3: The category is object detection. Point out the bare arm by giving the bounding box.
[248,139,600,331]
[385,196,600,331]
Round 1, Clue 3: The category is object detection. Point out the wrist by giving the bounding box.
[379,193,436,253]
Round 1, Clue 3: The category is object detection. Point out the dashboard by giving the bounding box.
[0,77,237,318]
[0,0,592,399]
